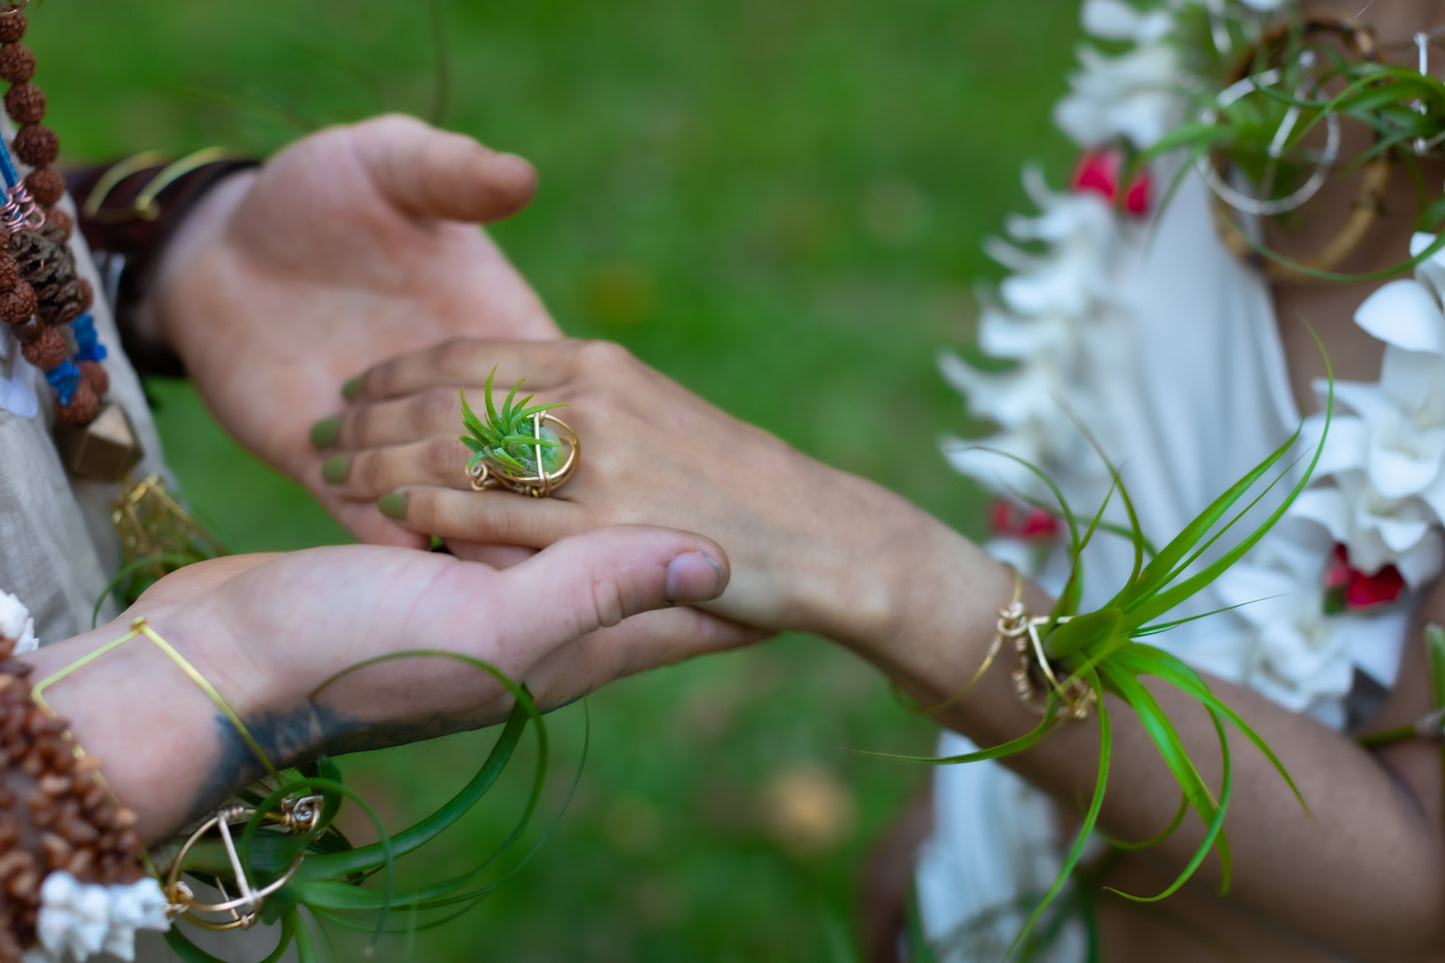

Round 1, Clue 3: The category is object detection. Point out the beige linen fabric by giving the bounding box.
[0,194,169,643]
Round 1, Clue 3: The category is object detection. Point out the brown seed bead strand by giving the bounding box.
[0,625,147,960]
[0,10,102,428]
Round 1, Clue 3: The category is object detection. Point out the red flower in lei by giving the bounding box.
[1323,544,1406,614]
[1071,148,1152,217]
[988,498,1060,541]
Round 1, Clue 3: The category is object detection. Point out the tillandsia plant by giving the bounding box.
[460,367,575,495]
[888,381,1334,961]
[1131,3,1445,282]
[154,650,573,963]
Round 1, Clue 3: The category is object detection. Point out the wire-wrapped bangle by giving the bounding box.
[1002,606,1097,722]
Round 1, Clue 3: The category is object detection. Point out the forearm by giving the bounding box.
[829,502,1444,959]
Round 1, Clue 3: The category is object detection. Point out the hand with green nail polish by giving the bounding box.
[149,115,562,545]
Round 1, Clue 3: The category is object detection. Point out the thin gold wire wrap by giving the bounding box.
[162,793,324,931]
[1004,609,1097,722]
[82,147,247,224]
[918,565,1024,715]
[468,411,580,497]
[32,618,293,912]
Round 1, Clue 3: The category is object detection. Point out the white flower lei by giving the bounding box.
[946,0,1444,723]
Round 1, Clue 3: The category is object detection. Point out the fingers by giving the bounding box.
[379,487,586,549]
[345,338,574,404]
[323,436,474,498]
[350,114,538,224]
[483,526,730,646]
[520,607,765,705]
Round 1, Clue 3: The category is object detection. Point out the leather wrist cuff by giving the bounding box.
[65,154,258,378]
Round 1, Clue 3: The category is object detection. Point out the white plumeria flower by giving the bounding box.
[1292,470,1445,587]
[1054,42,1183,148]
[1082,0,1174,44]
[0,590,35,655]
[1216,523,1390,726]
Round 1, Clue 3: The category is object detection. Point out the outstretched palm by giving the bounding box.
[155,114,559,544]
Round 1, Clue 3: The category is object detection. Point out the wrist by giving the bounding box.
[149,169,256,367]
[809,481,1017,699]
[19,605,271,844]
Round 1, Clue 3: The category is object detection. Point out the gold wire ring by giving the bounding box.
[467,412,579,497]
[162,794,324,931]
[0,2,29,15]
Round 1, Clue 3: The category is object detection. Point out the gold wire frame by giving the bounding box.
[162,794,324,931]
[111,475,227,582]
[468,412,579,497]
[999,609,1097,721]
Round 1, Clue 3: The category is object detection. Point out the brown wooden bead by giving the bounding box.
[0,13,25,45]
[23,166,61,207]
[0,277,32,324]
[0,252,17,294]
[78,358,107,396]
[18,325,61,369]
[39,833,69,869]
[2,81,42,125]
[0,44,32,84]
[11,123,56,168]
[57,381,97,425]
[35,772,68,797]
[40,205,71,243]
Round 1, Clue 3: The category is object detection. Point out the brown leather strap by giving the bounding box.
[65,155,257,377]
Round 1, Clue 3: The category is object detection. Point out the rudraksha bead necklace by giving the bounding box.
[0,7,105,429]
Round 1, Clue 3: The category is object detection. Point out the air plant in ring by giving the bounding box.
[460,367,579,497]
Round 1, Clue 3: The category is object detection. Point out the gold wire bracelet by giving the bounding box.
[82,147,247,225]
[31,618,313,925]
[921,564,1024,714]
[1005,607,1097,722]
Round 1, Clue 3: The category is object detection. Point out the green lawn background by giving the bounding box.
[33,1,1080,959]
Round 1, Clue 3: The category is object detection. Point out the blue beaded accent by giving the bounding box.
[71,314,107,363]
[45,360,81,407]
[0,137,19,191]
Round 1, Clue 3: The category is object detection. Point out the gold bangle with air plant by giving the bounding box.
[1204,12,1391,283]
[161,792,324,932]
[1002,604,1097,722]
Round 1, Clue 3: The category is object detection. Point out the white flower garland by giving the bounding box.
[945,0,1445,721]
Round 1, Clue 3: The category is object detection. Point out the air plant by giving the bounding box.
[889,377,1333,961]
[1137,7,1445,282]
[154,651,572,963]
[460,367,573,494]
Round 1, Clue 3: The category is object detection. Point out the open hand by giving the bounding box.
[151,115,558,545]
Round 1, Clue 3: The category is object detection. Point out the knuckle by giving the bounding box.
[415,388,458,431]
[588,570,627,629]
[577,339,631,371]
[435,338,486,380]
[427,436,462,478]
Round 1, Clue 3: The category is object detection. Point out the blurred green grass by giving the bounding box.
[35,1,1081,959]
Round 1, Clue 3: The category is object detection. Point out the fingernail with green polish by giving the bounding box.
[309,416,340,450]
[342,375,364,401]
[321,455,351,485]
[378,492,408,520]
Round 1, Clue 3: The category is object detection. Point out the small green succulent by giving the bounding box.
[460,367,569,477]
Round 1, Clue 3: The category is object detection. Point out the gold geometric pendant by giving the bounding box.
[54,401,144,482]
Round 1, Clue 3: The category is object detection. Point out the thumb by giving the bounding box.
[486,525,730,648]
[351,113,538,223]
